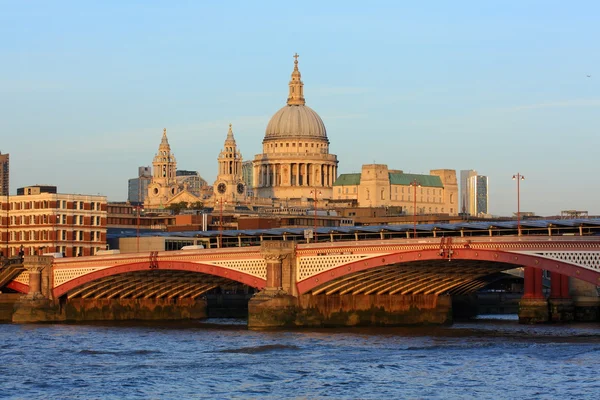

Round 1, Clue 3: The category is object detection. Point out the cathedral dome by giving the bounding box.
[264,54,328,141]
[265,104,327,140]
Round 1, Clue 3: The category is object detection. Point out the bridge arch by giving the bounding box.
[297,248,600,295]
[53,260,267,299]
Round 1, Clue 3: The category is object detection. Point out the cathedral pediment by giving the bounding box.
[166,189,201,206]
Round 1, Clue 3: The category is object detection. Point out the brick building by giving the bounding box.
[1,185,107,257]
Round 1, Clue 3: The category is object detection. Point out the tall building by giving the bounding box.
[0,152,8,196]
[252,54,339,201]
[212,124,246,204]
[1,185,107,257]
[128,166,151,205]
[241,161,254,197]
[468,175,489,216]
[333,165,459,215]
[460,170,477,214]
[145,129,179,209]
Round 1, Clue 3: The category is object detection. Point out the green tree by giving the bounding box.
[189,201,204,210]
[167,201,188,215]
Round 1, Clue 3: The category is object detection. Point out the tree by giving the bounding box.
[189,201,204,210]
[166,201,188,215]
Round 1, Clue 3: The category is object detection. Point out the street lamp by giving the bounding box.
[409,179,421,238]
[136,205,144,252]
[512,173,525,236]
[216,198,227,248]
[310,189,321,241]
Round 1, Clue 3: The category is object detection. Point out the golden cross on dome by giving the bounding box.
[294,53,299,62]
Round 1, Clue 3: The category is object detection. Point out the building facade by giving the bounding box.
[460,169,477,215]
[461,170,489,216]
[128,166,152,205]
[468,174,489,216]
[1,185,107,257]
[241,160,254,197]
[333,164,459,215]
[0,152,8,196]
[252,54,339,201]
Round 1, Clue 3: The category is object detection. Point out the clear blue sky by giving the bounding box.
[2,1,598,216]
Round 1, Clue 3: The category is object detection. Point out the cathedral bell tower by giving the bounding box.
[145,128,179,209]
[213,124,246,204]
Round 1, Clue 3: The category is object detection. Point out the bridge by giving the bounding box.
[4,233,599,327]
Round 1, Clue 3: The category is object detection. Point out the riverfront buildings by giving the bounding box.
[0,185,107,257]
[137,55,459,215]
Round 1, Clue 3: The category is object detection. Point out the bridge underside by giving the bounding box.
[308,260,515,296]
[63,271,245,300]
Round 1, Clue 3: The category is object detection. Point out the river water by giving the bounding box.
[1,315,599,400]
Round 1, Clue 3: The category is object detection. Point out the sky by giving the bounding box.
[1,1,599,217]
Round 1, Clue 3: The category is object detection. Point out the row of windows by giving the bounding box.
[9,215,103,226]
[269,142,326,149]
[337,186,443,195]
[8,201,103,210]
[9,230,103,242]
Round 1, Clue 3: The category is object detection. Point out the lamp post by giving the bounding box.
[310,189,321,242]
[217,199,226,248]
[136,205,144,253]
[410,179,421,238]
[512,173,525,236]
[5,193,9,257]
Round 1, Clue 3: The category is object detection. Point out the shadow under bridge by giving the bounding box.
[307,259,516,296]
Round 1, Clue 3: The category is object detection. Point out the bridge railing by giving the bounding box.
[296,235,600,250]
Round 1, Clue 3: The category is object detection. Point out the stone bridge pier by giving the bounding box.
[248,241,452,330]
[12,256,66,323]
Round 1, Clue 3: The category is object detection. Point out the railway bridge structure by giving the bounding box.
[4,233,600,327]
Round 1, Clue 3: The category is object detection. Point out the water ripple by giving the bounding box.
[1,319,599,399]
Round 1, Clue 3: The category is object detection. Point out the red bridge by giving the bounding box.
[4,235,600,327]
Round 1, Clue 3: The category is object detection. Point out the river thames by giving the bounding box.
[1,315,599,400]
